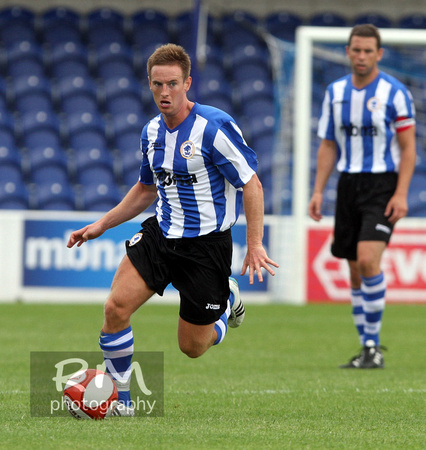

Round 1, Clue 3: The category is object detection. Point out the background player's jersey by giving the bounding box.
[318,71,415,173]
[139,103,258,238]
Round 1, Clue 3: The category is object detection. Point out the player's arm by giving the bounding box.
[385,125,416,224]
[308,139,337,222]
[67,182,157,248]
[240,173,279,284]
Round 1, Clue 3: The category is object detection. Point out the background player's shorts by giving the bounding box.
[331,172,398,260]
[126,216,232,325]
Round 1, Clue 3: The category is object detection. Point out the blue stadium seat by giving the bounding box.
[199,61,227,83]
[103,77,144,116]
[95,42,135,80]
[55,76,99,115]
[399,14,426,29]
[221,10,263,52]
[20,111,62,149]
[85,8,126,48]
[66,112,108,151]
[6,40,45,78]
[238,79,274,119]
[0,180,29,210]
[198,78,234,110]
[0,6,36,46]
[119,148,142,186]
[111,112,145,152]
[173,10,219,49]
[12,75,53,114]
[49,42,90,79]
[0,111,17,148]
[264,11,303,41]
[309,12,348,27]
[354,13,393,28]
[36,180,76,210]
[407,174,426,217]
[80,182,123,211]
[27,146,70,185]
[227,44,271,84]
[0,145,24,184]
[131,9,170,47]
[73,146,116,186]
[0,77,8,112]
[41,7,82,45]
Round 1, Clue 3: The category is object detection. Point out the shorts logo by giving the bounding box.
[367,97,382,112]
[375,224,391,234]
[129,232,143,246]
[180,140,195,159]
[205,303,220,310]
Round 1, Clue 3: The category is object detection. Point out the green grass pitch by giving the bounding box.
[1,302,425,449]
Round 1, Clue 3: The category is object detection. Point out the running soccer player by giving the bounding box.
[308,24,416,369]
[67,44,278,415]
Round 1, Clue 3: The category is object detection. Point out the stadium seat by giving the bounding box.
[408,173,426,217]
[119,148,142,186]
[66,112,108,151]
[85,8,126,48]
[111,112,145,152]
[227,44,272,84]
[95,42,135,80]
[354,13,393,28]
[19,111,62,149]
[36,180,76,210]
[309,12,348,27]
[40,7,82,45]
[12,75,53,114]
[264,11,303,41]
[49,41,90,79]
[0,6,36,47]
[73,146,116,186]
[131,9,170,47]
[0,180,29,210]
[80,182,123,211]
[55,76,99,115]
[221,10,263,51]
[0,145,24,184]
[0,111,17,149]
[5,40,45,78]
[399,13,426,29]
[103,77,144,116]
[173,10,219,49]
[198,78,234,110]
[27,146,70,185]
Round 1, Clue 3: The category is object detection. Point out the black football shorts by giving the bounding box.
[126,216,232,325]
[331,172,398,261]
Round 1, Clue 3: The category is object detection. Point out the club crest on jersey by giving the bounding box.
[367,97,382,112]
[180,140,195,159]
[128,232,143,246]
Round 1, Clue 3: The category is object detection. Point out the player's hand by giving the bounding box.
[384,193,408,225]
[241,245,279,285]
[67,223,105,248]
[308,192,323,222]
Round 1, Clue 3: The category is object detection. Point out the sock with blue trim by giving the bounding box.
[213,300,231,345]
[361,272,386,346]
[351,288,365,345]
[99,325,134,407]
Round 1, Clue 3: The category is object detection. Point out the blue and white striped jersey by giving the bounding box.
[318,71,415,173]
[139,103,258,238]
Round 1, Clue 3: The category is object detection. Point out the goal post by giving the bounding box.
[291,27,426,304]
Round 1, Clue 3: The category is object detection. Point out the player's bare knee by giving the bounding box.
[178,340,206,358]
[104,297,130,328]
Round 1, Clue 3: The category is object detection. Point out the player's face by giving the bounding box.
[346,36,383,79]
[149,64,192,126]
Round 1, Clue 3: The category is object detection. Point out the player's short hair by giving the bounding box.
[147,43,191,80]
[348,24,382,49]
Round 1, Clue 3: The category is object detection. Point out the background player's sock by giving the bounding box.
[351,288,365,345]
[99,325,134,406]
[361,272,386,346]
[213,301,231,345]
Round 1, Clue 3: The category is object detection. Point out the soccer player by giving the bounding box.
[308,24,416,369]
[67,44,278,414]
